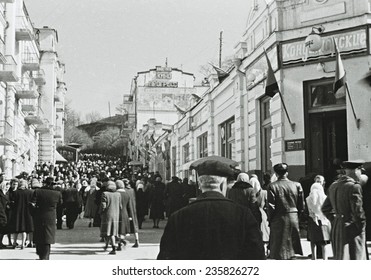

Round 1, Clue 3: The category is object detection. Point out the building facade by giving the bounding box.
[0,0,66,179]
[130,0,371,185]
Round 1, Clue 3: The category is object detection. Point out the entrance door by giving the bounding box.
[308,110,348,180]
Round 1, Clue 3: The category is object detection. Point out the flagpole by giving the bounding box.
[345,83,361,129]
[278,90,296,133]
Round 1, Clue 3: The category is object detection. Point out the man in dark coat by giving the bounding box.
[164,176,186,217]
[62,183,82,229]
[0,180,9,249]
[31,177,63,260]
[157,158,265,260]
[322,160,367,260]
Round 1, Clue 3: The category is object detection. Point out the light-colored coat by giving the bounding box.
[100,191,121,237]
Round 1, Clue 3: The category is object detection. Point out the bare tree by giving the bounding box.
[84,111,102,123]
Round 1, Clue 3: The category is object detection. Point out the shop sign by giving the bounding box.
[285,139,305,152]
[281,29,367,65]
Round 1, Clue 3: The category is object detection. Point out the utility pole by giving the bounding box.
[108,102,111,117]
[219,30,223,68]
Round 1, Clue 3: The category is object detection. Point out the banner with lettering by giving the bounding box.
[281,28,367,66]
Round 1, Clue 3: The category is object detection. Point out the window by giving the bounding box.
[197,133,208,158]
[220,118,235,159]
[183,143,190,164]
[309,83,345,110]
[261,97,272,173]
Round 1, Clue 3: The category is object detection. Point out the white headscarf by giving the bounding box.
[236,173,249,183]
[250,174,261,194]
[306,183,330,226]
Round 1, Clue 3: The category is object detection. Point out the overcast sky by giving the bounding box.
[24,0,251,120]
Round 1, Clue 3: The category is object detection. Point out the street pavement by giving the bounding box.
[1,216,370,260]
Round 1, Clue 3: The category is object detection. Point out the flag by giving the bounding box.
[333,38,347,95]
[209,63,229,83]
[264,50,279,97]
[174,104,186,114]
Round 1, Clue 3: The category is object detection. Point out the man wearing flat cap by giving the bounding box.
[157,158,265,260]
[322,160,367,259]
[31,177,63,260]
[267,163,304,259]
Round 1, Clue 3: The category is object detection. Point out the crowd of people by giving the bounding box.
[0,153,370,260]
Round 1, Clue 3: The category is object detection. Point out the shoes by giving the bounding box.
[88,222,92,228]
[109,250,116,255]
[117,244,122,251]
[0,244,6,249]
[121,240,127,246]
[132,241,139,248]
[26,243,33,248]
[103,244,108,251]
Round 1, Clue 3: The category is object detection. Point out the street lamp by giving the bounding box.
[304,25,325,52]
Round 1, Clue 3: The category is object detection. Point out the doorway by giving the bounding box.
[305,79,348,185]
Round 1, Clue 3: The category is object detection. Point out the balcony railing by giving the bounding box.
[56,102,64,112]
[22,52,40,71]
[36,123,52,134]
[0,120,16,146]
[0,55,18,82]
[0,1,16,3]
[32,69,46,85]
[15,77,39,99]
[21,99,37,113]
[25,107,44,126]
[16,15,35,41]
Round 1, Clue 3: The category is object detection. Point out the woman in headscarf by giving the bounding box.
[100,181,121,255]
[115,180,131,250]
[227,173,262,226]
[10,179,34,249]
[84,177,99,227]
[250,174,270,256]
[305,178,331,260]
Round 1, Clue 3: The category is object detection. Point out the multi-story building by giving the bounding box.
[0,0,66,179]
[132,0,371,186]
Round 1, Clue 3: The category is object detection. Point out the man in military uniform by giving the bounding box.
[157,158,265,260]
[322,160,367,260]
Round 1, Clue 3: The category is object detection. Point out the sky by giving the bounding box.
[24,0,251,120]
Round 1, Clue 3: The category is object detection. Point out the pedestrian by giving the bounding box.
[305,177,331,260]
[100,181,121,255]
[31,177,63,260]
[123,178,140,247]
[226,173,262,227]
[322,160,367,260]
[52,180,65,230]
[115,180,131,250]
[157,158,265,260]
[164,176,185,217]
[361,165,371,259]
[148,176,165,229]
[62,181,82,229]
[84,177,98,227]
[250,174,270,256]
[10,179,34,249]
[0,181,10,249]
[135,181,148,230]
[267,163,304,260]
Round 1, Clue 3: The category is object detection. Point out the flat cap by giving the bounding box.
[273,163,289,173]
[342,159,365,169]
[194,159,238,177]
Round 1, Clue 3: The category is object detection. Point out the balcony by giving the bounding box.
[0,37,6,65]
[21,104,37,113]
[32,69,46,85]
[0,120,16,146]
[0,1,15,3]
[22,52,39,71]
[15,79,39,99]
[35,124,52,134]
[25,113,43,125]
[16,16,35,41]
[0,55,19,82]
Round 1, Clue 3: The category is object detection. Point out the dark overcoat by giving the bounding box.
[117,190,131,235]
[164,180,186,216]
[157,191,265,260]
[31,187,63,244]
[125,187,139,233]
[322,175,367,260]
[149,182,165,220]
[0,191,8,232]
[267,178,304,259]
[11,189,34,233]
